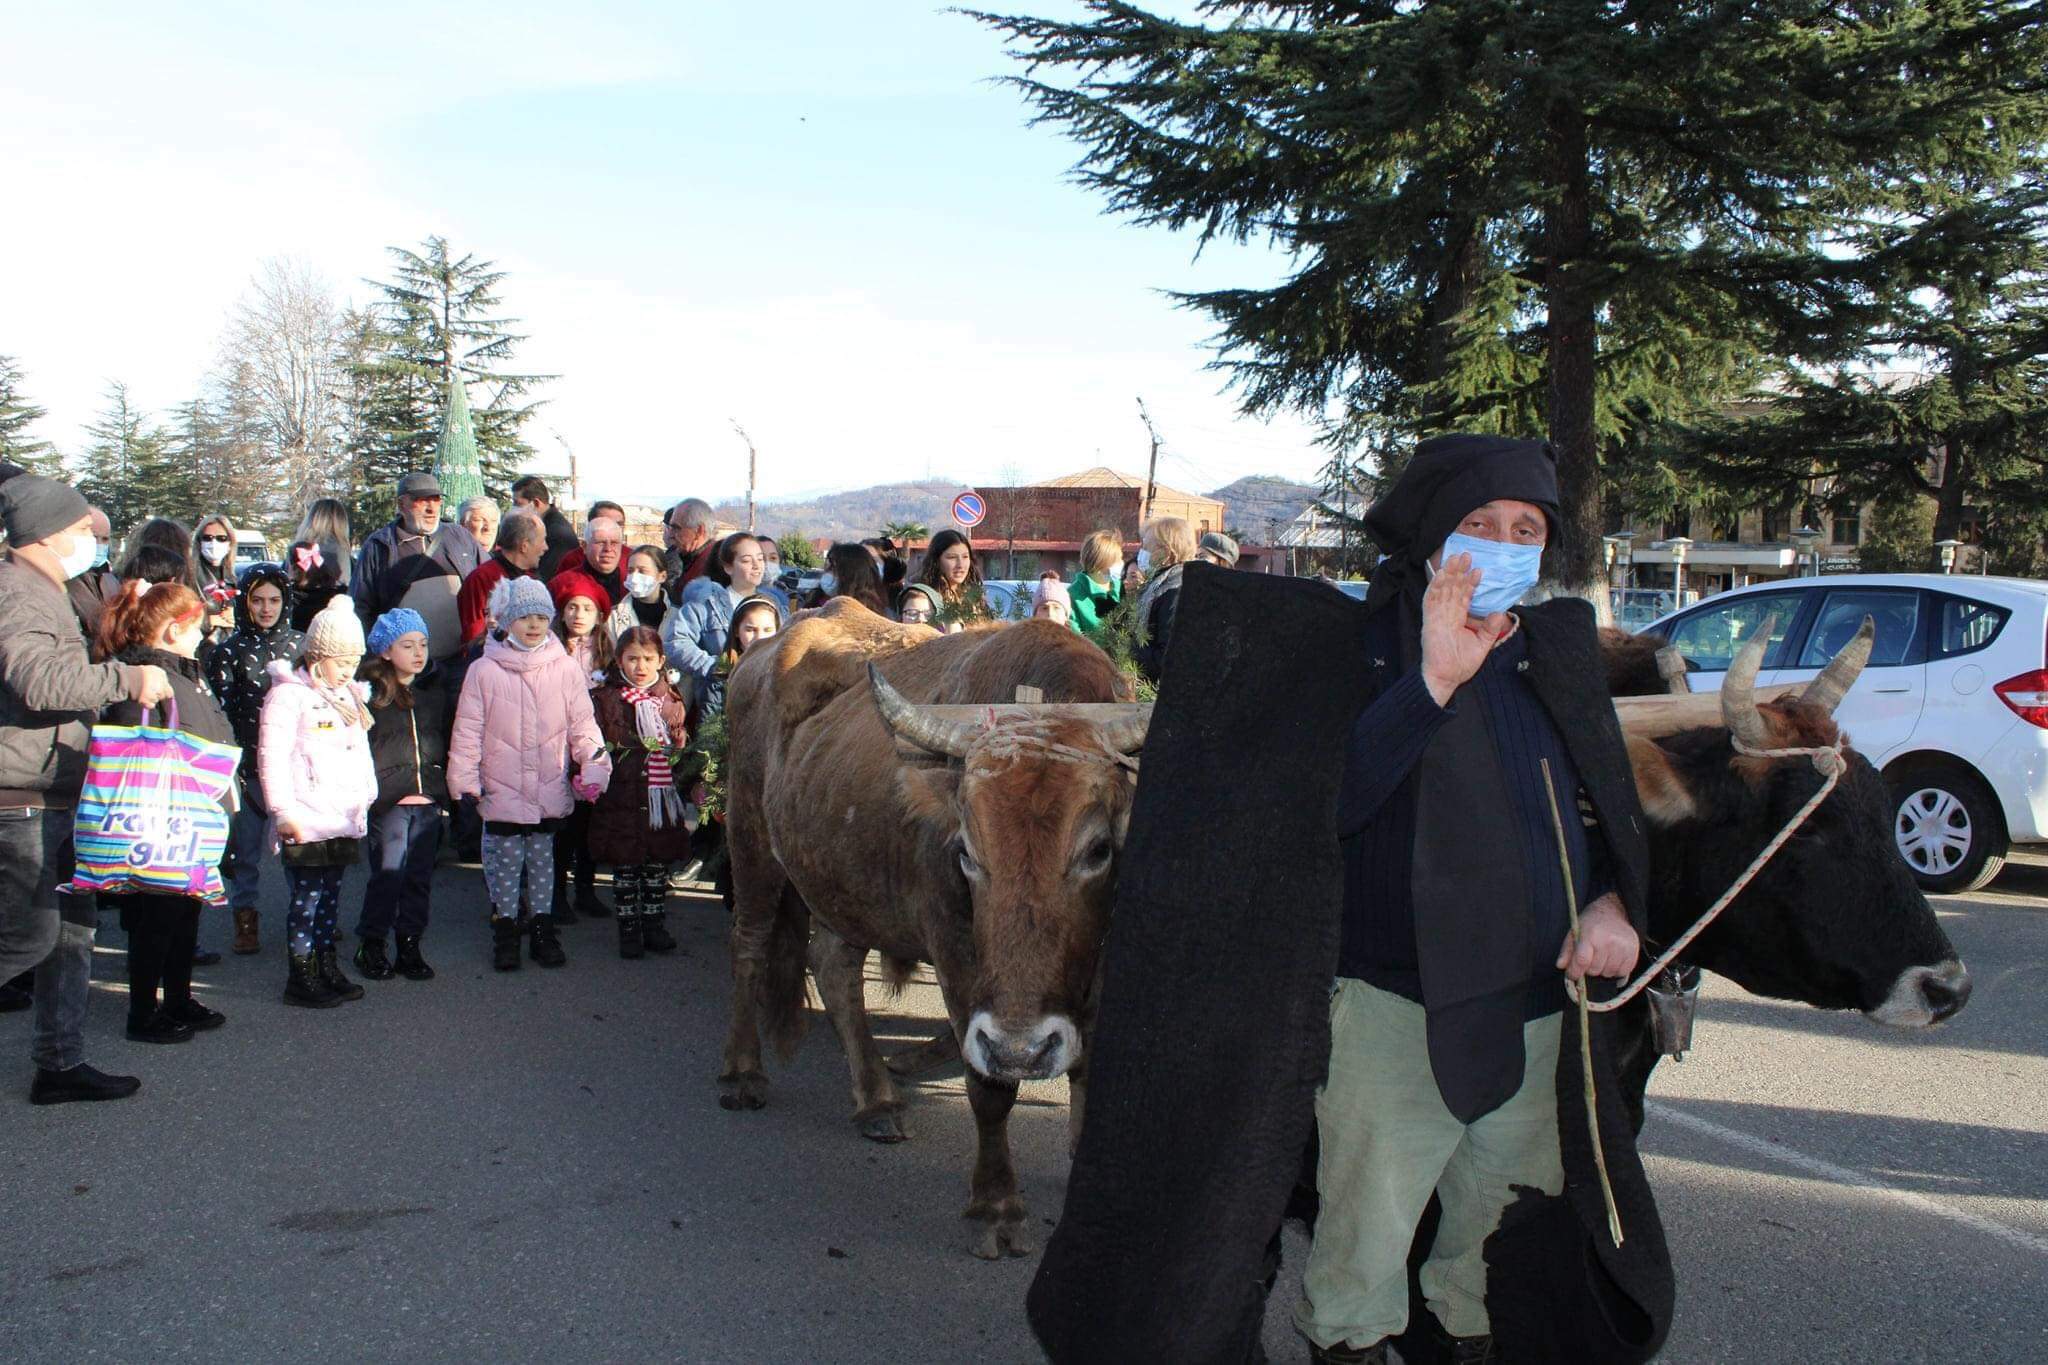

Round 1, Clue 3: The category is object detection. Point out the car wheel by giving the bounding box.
[1888,763,2007,895]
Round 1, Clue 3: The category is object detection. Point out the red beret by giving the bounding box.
[549,570,612,617]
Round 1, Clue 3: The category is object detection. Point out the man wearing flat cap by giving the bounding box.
[351,471,482,628]
[0,475,174,1105]
[1296,435,1649,1363]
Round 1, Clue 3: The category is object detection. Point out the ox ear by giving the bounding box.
[1626,733,1697,826]
[896,762,961,834]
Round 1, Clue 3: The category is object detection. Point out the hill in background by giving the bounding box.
[698,473,1320,546]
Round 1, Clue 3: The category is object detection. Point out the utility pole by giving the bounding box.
[732,419,758,531]
[1135,397,1162,525]
[549,429,581,516]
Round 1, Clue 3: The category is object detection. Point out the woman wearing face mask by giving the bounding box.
[1132,516,1197,682]
[809,542,886,615]
[1066,530,1124,641]
[95,581,238,1044]
[914,528,987,631]
[190,514,241,646]
[607,545,675,643]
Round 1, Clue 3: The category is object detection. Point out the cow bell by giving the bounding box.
[1647,965,1702,1061]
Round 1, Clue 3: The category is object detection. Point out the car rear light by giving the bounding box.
[1995,669,2048,728]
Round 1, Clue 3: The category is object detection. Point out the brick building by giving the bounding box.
[970,467,1229,578]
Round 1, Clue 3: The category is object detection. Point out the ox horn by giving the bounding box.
[1719,614,1777,752]
[868,664,978,758]
[1802,615,1874,715]
[1095,708,1151,755]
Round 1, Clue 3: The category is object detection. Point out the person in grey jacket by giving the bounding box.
[349,472,481,627]
[0,475,172,1105]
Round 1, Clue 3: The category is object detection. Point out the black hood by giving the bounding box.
[233,562,295,636]
[1363,434,1560,617]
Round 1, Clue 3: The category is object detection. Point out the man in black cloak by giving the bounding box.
[1026,435,1674,1364]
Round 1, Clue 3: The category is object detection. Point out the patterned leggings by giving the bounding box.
[285,866,344,957]
[482,830,554,921]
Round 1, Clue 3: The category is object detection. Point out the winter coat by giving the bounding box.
[537,506,579,581]
[587,682,693,866]
[191,514,240,644]
[258,661,376,844]
[0,555,137,803]
[447,633,611,826]
[551,546,625,611]
[458,552,525,645]
[290,581,348,633]
[366,673,451,816]
[206,569,303,812]
[103,645,239,814]
[1133,562,1185,682]
[1067,570,1121,641]
[607,589,675,646]
[66,568,118,645]
[665,577,744,685]
[349,518,479,627]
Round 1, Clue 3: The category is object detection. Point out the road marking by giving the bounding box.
[1647,1101,2048,1259]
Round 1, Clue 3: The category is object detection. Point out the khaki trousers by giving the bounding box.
[1295,978,1563,1350]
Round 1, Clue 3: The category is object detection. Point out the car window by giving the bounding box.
[1664,591,1805,671]
[1933,595,2009,658]
[1797,589,1922,668]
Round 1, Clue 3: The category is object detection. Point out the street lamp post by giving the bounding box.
[1934,538,1963,574]
[1664,535,1693,604]
[1790,525,1824,578]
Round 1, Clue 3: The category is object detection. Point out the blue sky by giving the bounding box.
[1,2,1326,505]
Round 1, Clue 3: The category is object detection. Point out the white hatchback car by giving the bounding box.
[1639,573,2048,893]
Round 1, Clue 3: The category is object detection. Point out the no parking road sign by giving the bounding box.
[951,491,987,529]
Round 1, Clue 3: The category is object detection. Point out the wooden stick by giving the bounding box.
[1540,758,1625,1248]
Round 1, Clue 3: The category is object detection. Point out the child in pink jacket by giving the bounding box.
[258,599,377,1009]
[449,576,612,972]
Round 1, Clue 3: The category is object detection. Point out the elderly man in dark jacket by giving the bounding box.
[1297,436,1644,1364]
[0,475,172,1105]
[350,472,481,627]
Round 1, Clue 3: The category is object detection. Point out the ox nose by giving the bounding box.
[963,1011,1078,1082]
[1920,961,1972,1023]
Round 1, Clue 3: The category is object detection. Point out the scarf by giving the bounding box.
[309,671,371,730]
[1361,433,1563,1122]
[621,685,686,829]
[1134,561,1185,643]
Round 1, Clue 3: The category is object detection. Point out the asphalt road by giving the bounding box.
[3,853,2043,1363]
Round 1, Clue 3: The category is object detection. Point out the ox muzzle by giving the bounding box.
[1869,960,1972,1027]
[964,1011,1080,1083]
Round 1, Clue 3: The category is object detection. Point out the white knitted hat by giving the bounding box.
[301,598,367,661]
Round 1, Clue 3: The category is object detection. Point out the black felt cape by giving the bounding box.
[1025,564,1674,1365]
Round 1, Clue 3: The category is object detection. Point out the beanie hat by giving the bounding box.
[0,474,90,547]
[897,582,943,618]
[549,569,612,618]
[367,607,430,656]
[1032,578,1073,613]
[1198,531,1240,566]
[489,574,554,626]
[301,598,367,661]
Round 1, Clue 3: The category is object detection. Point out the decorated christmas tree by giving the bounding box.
[432,369,484,506]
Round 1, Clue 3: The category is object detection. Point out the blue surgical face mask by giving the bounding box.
[1136,548,1153,572]
[819,572,839,595]
[1438,531,1542,616]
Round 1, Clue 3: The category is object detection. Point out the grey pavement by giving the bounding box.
[3,853,2044,1362]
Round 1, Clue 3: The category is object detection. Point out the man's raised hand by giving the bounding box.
[1419,552,1511,706]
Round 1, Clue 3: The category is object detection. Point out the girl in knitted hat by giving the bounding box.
[1031,575,1073,629]
[587,626,692,960]
[258,598,378,1008]
[353,608,448,983]
[547,568,613,922]
[449,576,611,971]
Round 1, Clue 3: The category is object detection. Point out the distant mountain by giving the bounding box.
[1206,476,1320,542]
[712,479,968,544]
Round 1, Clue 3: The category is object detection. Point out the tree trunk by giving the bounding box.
[1932,438,1971,568]
[1543,101,1604,608]
[1422,217,1481,410]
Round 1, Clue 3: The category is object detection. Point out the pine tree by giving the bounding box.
[0,356,60,476]
[433,370,485,505]
[348,236,550,530]
[73,383,189,535]
[971,0,2047,595]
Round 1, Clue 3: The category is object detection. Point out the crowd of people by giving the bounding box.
[0,464,1221,1105]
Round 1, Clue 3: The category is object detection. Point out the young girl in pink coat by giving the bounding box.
[449,576,612,972]
[258,599,378,1009]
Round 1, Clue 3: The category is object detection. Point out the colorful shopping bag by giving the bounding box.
[71,699,241,905]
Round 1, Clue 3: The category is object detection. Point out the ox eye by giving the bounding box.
[1076,838,1113,875]
[959,848,982,879]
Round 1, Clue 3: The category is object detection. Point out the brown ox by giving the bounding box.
[718,598,1142,1258]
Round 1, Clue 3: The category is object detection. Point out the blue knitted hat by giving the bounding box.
[367,607,430,656]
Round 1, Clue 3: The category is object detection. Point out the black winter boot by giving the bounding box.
[283,953,341,1008]
[529,915,567,968]
[639,861,677,953]
[353,936,394,980]
[316,946,365,1002]
[615,867,644,960]
[491,916,522,972]
[549,864,578,925]
[393,935,434,981]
